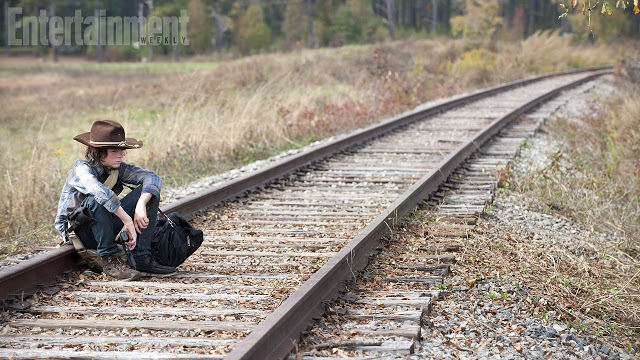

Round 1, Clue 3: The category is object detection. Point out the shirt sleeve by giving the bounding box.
[119,162,162,199]
[70,161,121,213]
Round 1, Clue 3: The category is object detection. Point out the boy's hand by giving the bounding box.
[134,205,148,234]
[119,221,137,250]
[114,206,138,249]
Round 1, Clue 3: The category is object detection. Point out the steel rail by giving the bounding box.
[0,66,610,303]
[225,69,612,359]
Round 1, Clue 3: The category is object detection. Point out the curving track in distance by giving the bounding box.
[0,67,610,359]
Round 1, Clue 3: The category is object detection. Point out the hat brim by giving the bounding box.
[73,132,143,149]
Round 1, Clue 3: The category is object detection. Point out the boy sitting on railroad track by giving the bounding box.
[54,120,175,280]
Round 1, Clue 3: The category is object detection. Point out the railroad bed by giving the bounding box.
[0,69,609,359]
[291,80,599,359]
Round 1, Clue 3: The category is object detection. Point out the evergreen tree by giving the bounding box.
[187,0,213,53]
[331,0,385,45]
[282,0,306,42]
[235,4,272,54]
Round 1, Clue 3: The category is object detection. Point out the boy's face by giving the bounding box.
[101,148,125,169]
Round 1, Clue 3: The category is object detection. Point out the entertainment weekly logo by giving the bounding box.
[6,8,190,46]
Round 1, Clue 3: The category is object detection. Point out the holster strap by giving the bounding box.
[69,233,86,251]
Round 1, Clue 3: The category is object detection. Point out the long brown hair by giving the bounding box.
[84,147,108,165]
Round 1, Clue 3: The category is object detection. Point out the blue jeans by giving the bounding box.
[74,186,158,258]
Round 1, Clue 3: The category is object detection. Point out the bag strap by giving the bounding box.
[102,168,119,190]
[158,208,176,228]
[68,233,86,251]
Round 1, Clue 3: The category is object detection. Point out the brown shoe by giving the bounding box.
[101,254,141,281]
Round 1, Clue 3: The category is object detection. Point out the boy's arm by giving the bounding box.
[119,162,161,199]
[66,162,137,248]
[72,162,121,213]
[114,206,137,249]
[119,163,159,234]
[133,192,153,233]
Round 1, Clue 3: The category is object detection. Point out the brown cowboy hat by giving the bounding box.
[73,120,143,149]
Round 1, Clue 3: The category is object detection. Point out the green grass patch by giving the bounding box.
[0,60,219,76]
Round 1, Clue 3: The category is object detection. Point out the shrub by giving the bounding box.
[446,48,497,86]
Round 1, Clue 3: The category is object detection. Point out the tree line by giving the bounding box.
[2,0,639,60]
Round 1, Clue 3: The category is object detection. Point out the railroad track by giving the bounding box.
[291,79,602,359]
[0,67,610,359]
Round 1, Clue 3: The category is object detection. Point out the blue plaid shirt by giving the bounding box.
[54,159,161,236]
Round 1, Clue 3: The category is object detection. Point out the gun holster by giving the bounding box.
[65,206,101,270]
[66,205,95,233]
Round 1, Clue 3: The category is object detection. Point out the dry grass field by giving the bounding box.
[0,32,628,257]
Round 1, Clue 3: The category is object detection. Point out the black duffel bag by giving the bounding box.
[152,210,203,268]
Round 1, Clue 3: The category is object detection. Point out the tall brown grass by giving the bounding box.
[0,32,625,256]
[520,77,640,253]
